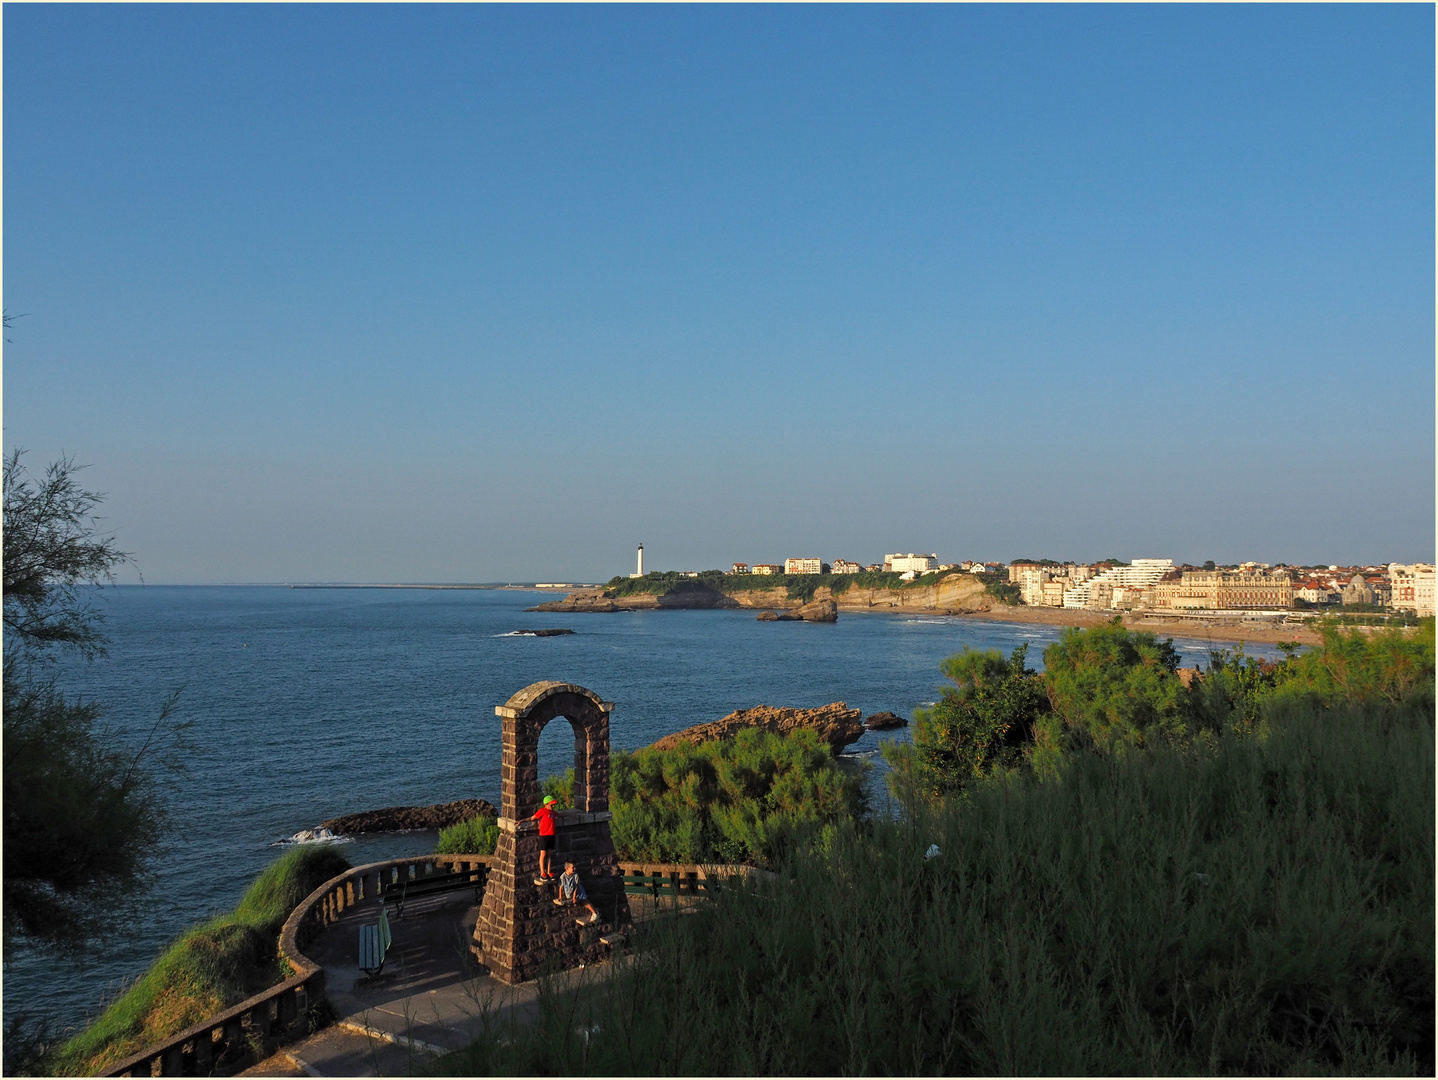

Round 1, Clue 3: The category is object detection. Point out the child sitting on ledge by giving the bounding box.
[555,860,600,925]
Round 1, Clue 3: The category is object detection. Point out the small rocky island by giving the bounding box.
[647,702,866,756]
[512,628,575,636]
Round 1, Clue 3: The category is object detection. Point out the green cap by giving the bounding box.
[543,795,557,806]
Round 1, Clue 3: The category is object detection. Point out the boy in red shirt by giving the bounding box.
[531,795,559,879]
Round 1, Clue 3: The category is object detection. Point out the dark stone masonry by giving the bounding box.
[471,681,631,984]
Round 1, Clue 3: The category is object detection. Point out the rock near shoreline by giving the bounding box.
[647,702,865,756]
[757,598,838,623]
[864,711,908,730]
[318,798,497,835]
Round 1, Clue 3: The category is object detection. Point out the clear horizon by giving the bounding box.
[5,5,1433,583]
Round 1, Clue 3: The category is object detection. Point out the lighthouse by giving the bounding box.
[631,543,644,578]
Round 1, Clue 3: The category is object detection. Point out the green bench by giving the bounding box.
[384,867,488,917]
[358,908,392,976]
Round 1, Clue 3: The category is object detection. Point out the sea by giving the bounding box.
[3,585,1292,1036]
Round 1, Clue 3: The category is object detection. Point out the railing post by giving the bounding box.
[161,1043,184,1075]
[192,1029,215,1073]
[223,1016,244,1064]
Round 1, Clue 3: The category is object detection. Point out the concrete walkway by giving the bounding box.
[242,889,683,1076]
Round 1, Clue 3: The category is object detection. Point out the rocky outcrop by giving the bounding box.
[530,588,638,613]
[864,711,908,730]
[536,572,998,616]
[531,583,738,612]
[513,628,575,637]
[648,702,865,756]
[318,798,497,835]
[536,572,1000,617]
[793,598,837,622]
[655,584,740,609]
[757,599,838,622]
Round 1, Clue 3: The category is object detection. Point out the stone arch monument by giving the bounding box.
[472,681,631,983]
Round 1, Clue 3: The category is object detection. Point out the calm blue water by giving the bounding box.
[5,586,1287,1034]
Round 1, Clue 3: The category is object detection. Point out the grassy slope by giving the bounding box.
[433,694,1434,1076]
[56,845,351,1075]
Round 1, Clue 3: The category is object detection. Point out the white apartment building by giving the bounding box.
[751,564,782,576]
[830,559,863,574]
[785,557,822,575]
[1063,559,1175,609]
[1389,563,1435,617]
[1019,567,1051,606]
[885,553,938,574]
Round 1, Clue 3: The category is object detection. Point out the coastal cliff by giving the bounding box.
[532,572,996,615]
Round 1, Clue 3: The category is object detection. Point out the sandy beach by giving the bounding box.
[942,604,1325,646]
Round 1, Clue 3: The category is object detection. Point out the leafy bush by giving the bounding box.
[909,644,1047,794]
[435,815,499,856]
[541,768,575,809]
[435,695,1434,1076]
[1275,619,1434,706]
[1038,619,1191,757]
[609,728,867,865]
[55,845,350,1075]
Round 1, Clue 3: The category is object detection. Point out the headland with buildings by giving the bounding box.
[534,545,1435,645]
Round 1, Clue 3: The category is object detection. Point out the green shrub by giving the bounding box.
[610,728,867,865]
[1039,619,1191,755]
[1276,618,1434,706]
[910,644,1048,794]
[55,845,350,1075]
[434,696,1434,1076]
[541,768,575,809]
[435,815,499,856]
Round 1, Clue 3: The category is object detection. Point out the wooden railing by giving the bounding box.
[102,854,494,1077]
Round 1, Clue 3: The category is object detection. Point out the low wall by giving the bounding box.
[102,854,494,1078]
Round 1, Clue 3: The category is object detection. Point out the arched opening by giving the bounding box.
[536,713,585,811]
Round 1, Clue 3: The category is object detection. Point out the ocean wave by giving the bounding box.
[838,748,881,759]
[273,831,352,846]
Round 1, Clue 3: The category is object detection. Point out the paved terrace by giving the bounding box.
[243,885,685,1077]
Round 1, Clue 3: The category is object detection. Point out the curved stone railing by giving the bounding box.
[102,854,495,1078]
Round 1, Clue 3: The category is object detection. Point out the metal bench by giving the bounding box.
[358,907,392,976]
[385,867,488,917]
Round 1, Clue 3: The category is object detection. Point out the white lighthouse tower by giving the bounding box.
[631,543,645,578]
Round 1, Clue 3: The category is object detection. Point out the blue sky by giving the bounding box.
[4,5,1433,582]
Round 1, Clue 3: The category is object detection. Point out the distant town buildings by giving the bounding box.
[696,550,1431,617]
[1062,560,1175,610]
[885,553,938,574]
[1153,569,1294,611]
[1341,574,1376,607]
[1389,563,1435,617]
